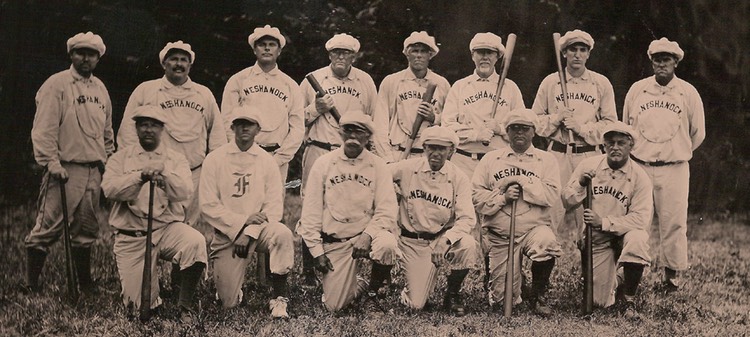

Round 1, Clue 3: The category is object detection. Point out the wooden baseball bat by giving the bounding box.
[305,73,341,126]
[399,82,438,161]
[552,33,575,153]
[59,181,79,303]
[583,179,594,315]
[504,183,520,318]
[139,181,155,322]
[490,33,517,120]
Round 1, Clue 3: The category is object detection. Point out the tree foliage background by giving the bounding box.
[1,0,748,215]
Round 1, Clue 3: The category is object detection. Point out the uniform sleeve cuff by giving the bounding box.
[310,245,325,258]
[601,217,612,232]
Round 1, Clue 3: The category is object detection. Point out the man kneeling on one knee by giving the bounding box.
[389,126,480,316]
[102,105,207,315]
[200,106,294,318]
[297,110,401,312]
[562,121,653,317]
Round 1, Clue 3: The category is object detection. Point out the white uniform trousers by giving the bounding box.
[589,229,650,307]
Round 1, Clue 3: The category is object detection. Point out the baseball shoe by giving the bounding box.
[301,270,320,289]
[178,307,197,325]
[530,293,552,318]
[618,295,641,320]
[661,278,680,292]
[443,292,465,317]
[17,281,41,295]
[269,296,289,319]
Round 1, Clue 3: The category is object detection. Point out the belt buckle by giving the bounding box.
[135,231,143,237]
[331,144,341,150]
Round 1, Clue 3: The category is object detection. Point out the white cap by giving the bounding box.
[131,105,166,125]
[66,32,106,56]
[340,110,375,134]
[159,41,195,63]
[559,29,594,50]
[603,121,636,144]
[421,126,459,147]
[247,25,286,48]
[325,33,360,53]
[403,31,439,56]
[647,37,684,62]
[469,32,505,56]
[504,108,538,128]
[230,105,264,130]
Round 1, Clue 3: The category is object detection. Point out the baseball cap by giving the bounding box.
[603,121,636,143]
[325,33,360,53]
[469,32,505,56]
[66,32,106,56]
[559,29,594,50]
[421,126,459,147]
[504,108,538,128]
[647,37,684,62]
[230,105,264,130]
[248,25,286,48]
[340,110,375,134]
[131,105,166,125]
[159,41,195,63]
[403,31,439,56]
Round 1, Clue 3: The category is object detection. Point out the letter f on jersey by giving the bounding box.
[232,172,251,197]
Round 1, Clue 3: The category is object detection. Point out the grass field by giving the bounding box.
[1,194,748,336]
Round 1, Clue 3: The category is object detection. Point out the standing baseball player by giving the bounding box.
[297,110,400,312]
[298,33,392,286]
[221,25,304,184]
[531,29,617,233]
[24,32,114,294]
[102,106,207,317]
[378,31,451,160]
[442,32,525,178]
[389,126,480,316]
[472,109,562,317]
[623,38,705,290]
[562,122,653,317]
[118,40,226,228]
[200,106,294,318]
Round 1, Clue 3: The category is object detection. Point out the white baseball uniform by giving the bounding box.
[300,66,393,191]
[472,146,563,306]
[102,143,207,310]
[378,68,451,160]
[221,63,304,183]
[389,157,479,309]
[297,148,400,312]
[532,68,617,233]
[118,77,226,226]
[199,142,293,308]
[442,71,525,177]
[562,155,653,307]
[26,66,114,251]
[623,75,705,271]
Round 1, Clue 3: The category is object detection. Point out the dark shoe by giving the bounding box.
[619,295,641,320]
[531,293,552,318]
[443,292,466,317]
[25,248,47,294]
[362,289,388,314]
[71,247,93,291]
[178,306,198,325]
[301,270,320,289]
[662,278,680,292]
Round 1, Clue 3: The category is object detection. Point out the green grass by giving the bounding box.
[1,195,748,336]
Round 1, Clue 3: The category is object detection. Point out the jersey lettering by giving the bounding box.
[241,84,289,102]
[408,189,452,209]
[232,172,251,198]
[159,99,205,114]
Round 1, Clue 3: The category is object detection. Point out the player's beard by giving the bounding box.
[343,139,364,158]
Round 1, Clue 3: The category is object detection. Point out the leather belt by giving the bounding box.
[550,140,597,154]
[61,161,100,168]
[455,148,485,160]
[321,232,356,243]
[630,155,677,167]
[308,139,340,151]
[400,228,447,241]
[260,144,281,153]
[397,146,424,154]
[115,227,163,237]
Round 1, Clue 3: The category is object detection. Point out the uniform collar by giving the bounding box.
[160,76,194,89]
[136,142,166,156]
[227,141,263,155]
[504,146,536,158]
[335,147,367,161]
[599,155,634,175]
[69,65,93,83]
[566,68,591,82]
[403,68,435,81]
[325,65,359,81]
[649,75,678,89]
[417,157,449,174]
[250,62,280,76]
[472,70,499,82]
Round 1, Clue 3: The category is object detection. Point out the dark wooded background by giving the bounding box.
[1,0,747,214]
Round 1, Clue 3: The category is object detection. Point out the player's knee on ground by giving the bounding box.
[370,231,400,265]
[265,221,295,275]
[619,229,650,265]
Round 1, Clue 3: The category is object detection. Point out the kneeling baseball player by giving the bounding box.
[389,126,480,316]
[102,106,207,318]
[200,106,294,318]
[562,122,653,318]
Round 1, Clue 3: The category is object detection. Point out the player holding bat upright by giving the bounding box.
[562,122,653,319]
